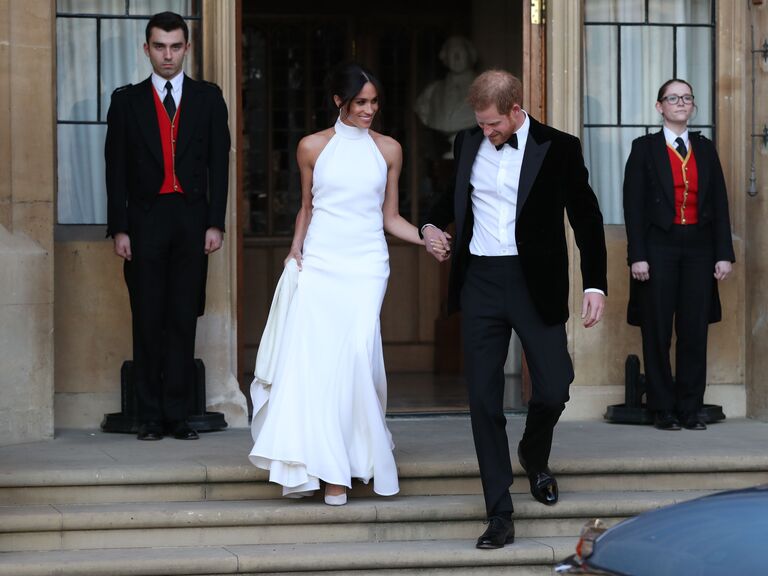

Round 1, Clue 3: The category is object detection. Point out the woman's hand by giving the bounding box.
[714,261,732,281]
[631,261,650,282]
[285,249,303,270]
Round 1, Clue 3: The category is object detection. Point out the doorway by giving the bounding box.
[239,0,531,414]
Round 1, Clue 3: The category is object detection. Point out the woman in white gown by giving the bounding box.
[249,62,444,505]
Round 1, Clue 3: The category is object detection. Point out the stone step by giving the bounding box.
[2,422,767,575]
[0,490,709,552]
[1,458,765,506]
[0,538,578,576]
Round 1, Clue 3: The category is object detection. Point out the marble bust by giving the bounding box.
[415,35,478,154]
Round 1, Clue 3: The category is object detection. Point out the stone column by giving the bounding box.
[197,0,248,426]
[0,0,55,444]
[745,1,768,420]
[547,0,582,136]
[546,1,627,417]
[547,0,585,373]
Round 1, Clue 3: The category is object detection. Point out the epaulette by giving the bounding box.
[112,83,133,94]
[201,80,222,91]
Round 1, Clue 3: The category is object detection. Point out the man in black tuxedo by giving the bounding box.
[105,12,230,441]
[422,70,607,548]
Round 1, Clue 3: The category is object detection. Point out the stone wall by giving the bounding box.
[0,0,55,445]
[746,2,768,420]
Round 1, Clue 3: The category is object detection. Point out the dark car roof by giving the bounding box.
[586,485,768,576]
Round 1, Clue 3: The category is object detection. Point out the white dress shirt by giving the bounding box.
[469,112,530,256]
[151,71,183,108]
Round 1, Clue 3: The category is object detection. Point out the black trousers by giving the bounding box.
[461,256,573,518]
[639,224,713,416]
[125,194,207,423]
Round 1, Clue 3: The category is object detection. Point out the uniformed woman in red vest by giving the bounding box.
[623,79,735,431]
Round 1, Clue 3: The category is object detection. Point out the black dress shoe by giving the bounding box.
[171,421,199,440]
[529,470,559,505]
[137,421,163,441]
[476,516,514,549]
[682,417,707,430]
[654,411,682,431]
[518,445,559,506]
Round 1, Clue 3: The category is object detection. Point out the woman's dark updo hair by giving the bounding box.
[326,62,383,112]
[656,78,694,102]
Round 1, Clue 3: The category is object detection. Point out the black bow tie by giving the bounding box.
[495,132,518,151]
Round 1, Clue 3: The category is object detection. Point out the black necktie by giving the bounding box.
[163,81,176,120]
[675,136,687,158]
[495,132,518,151]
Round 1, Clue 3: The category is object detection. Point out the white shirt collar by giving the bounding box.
[663,125,688,147]
[151,72,184,96]
[514,111,530,150]
[492,110,530,151]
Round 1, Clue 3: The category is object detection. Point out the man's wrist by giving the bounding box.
[419,223,437,239]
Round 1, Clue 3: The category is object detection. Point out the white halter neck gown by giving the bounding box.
[249,117,399,497]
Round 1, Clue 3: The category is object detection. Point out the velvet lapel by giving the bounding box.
[517,116,550,218]
[650,130,675,208]
[175,75,201,160]
[132,77,163,167]
[689,132,711,211]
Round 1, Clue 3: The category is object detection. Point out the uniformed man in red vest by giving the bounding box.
[105,11,231,441]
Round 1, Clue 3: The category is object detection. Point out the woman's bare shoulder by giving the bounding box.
[299,128,334,151]
[297,128,335,163]
[370,131,402,163]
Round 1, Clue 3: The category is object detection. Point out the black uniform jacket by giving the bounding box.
[105,75,230,237]
[623,130,735,325]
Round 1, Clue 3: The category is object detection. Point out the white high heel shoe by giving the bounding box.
[324,486,347,506]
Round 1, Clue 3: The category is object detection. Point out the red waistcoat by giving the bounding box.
[667,144,698,225]
[152,88,184,194]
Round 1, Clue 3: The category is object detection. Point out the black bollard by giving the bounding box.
[604,354,725,425]
[101,359,227,433]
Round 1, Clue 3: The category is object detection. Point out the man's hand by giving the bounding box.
[423,225,452,262]
[205,227,223,254]
[581,292,605,328]
[631,261,650,282]
[714,260,732,281]
[114,232,132,261]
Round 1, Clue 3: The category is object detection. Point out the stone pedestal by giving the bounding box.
[0,227,53,445]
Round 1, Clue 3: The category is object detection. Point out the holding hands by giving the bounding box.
[423,225,452,262]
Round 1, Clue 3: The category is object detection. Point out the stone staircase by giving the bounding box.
[1,417,767,575]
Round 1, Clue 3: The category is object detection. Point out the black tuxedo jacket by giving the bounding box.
[105,75,230,237]
[425,115,607,326]
[623,130,735,325]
